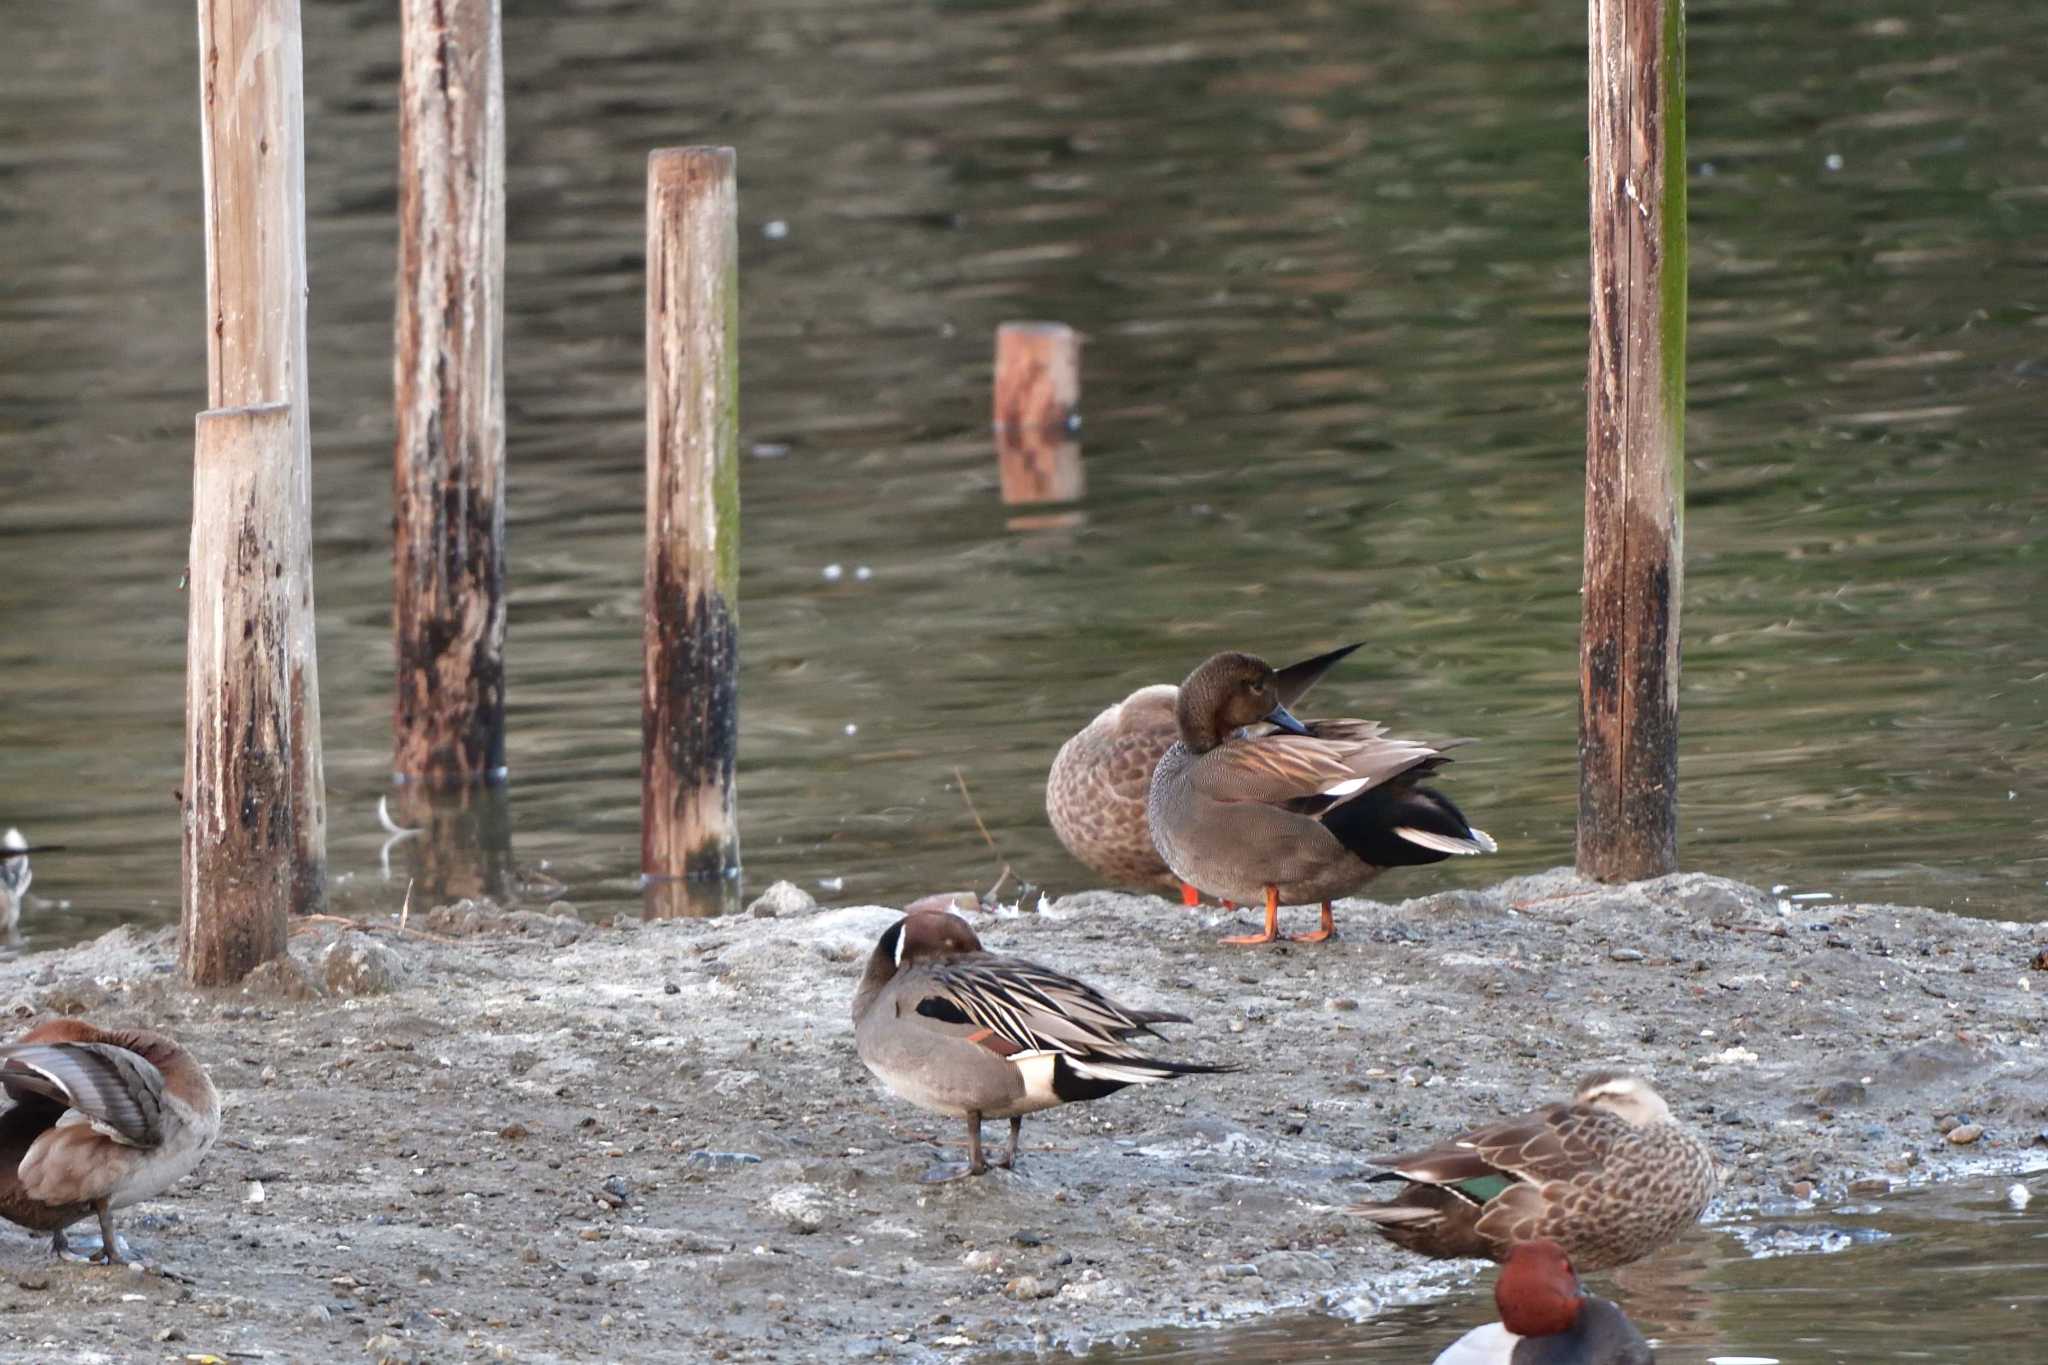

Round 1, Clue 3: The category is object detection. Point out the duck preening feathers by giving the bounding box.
[1046,643,1362,900]
[0,1018,221,1263]
[1146,649,1495,944]
[852,910,1233,1180]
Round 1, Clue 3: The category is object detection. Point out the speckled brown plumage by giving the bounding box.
[1046,685,1183,889]
[1047,645,1366,894]
[1350,1074,1716,1273]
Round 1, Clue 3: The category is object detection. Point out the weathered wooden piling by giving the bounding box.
[393,0,507,787]
[196,0,326,911]
[642,147,741,905]
[181,403,300,985]
[993,322,1084,505]
[1578,0,1686,882]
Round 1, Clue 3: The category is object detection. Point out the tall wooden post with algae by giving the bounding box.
[193,0,327,925]
[392,0,507,789]
[642,147,741,914]
[181,404,300,985]
[1578,0,1686,882]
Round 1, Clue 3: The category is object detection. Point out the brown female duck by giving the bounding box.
[1350,1073,1716,1273]
[0,1018,222,1263]
[852,910,1231,1181]
[1146,650,1495,944]
[1046,644,1361,901]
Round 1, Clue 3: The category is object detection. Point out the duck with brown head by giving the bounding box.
[852,910,1234,1182]
[1146,649,1496,945]
[1433,1239,1656,1364]
[0,1017,221,1263]
[1044,643,1361,901]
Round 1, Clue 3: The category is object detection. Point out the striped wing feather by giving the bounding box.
[1192,731,1443,809]
[0,1041,167,1147]
[916,955,1225,1086]
[1374,1103,1612,1194]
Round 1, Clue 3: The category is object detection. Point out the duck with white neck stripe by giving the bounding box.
[851,910,1234,1181]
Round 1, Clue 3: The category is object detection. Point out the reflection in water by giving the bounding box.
[1,2,2044,946]
[387,783,514,904]
[641,874,746,921]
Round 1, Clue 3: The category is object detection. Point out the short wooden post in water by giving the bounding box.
[643,147,741,909]
[393,0,507,787]
[1578,0,1686,882]
[992,322,1084,506]
[181,403,300,985]
[196,0,327,911]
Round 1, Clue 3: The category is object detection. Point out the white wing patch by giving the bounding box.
[1395,827,1494,856]
[1432,1322,1519,1365]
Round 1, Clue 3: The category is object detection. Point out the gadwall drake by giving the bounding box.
[1146,650,1495,945]
[1434,1240,1655,1364]
[1046,644,1360,901]
[1351,1073,1714,1272]
[0,1018,222,1263]
[852,910,1231,1181]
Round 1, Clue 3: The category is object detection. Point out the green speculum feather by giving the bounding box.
[1452,1174,1517,1204]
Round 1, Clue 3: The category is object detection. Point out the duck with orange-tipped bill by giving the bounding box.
[0,1017,221,1263]
[1146,649,1495,945]
[1434,1239,1655,1364]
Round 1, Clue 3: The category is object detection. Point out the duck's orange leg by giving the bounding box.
[1288,901,1336,943]
[1221,886,1281,945]
[1180,881,1201,907]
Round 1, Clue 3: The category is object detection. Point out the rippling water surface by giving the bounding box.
[3,4,2046,933]
[3,0,2046,1356]
[988,1174,2048,1364]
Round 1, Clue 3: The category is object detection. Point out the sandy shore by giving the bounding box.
[0,870,2041,1363]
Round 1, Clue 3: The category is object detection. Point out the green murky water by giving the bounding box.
[986,1174,2048,1364]
[3,0,2045,941]
[3,0,2046,1358]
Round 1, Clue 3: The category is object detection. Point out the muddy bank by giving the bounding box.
[0,870,2042,1363]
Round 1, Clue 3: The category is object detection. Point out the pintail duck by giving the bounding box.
[0,830,62,939]
[1046,644,1361,902]
[1434,1240,1655,1364]
[0,1018,222,1263]
[1146,650,1495,945]
[851,910,1232,1181]
[1351,1073,1715,1273]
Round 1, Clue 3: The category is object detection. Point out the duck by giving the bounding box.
[1145,649,1495,945]
[851,909,1232,1181]
[1350,1073,1715,1272]
[1045,643,1362,902]
[0,830,61,938]
[0,1017,222,1263]
[1434,1239,1655,1364]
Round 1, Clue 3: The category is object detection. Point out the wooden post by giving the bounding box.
[181,403,299,985]
[993,322,1084,505]
[1578,0,1686,882]
[643,147,741,905]
[393,0,507,787]
[197,0,326,911]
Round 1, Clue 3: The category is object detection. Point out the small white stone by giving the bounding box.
[821,563,844,582]
[763,219,790,240]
